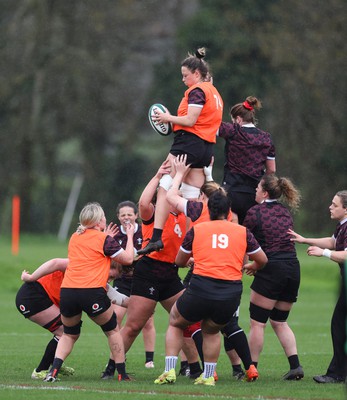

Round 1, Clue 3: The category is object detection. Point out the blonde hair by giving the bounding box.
[200,181,226,198]
[261,175,301,212]
[76,202,105,234]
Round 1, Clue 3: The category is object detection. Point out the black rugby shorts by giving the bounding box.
[176,287,241,326]
[251,258,300,303]
[131,274,184,302]
[170,130,213,168]
[60,287,111,317]
[16,282,54,318]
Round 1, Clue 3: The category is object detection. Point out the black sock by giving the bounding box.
[116,362,127,376]
[50,357,64,377]
[232,364,243,373]
[225,331,253,370]
[145,351,154,363]
[106,358,116,373]
[252,361,258,368]
[288,354,300,369]
[192,330,204,365]
[180,360,188,370]
[36,336,59,371]
[151,229,163,242]
[189,361,202,376]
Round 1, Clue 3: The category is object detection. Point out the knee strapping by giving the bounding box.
[43,314,62,333]
[270,308,290,322]
[249,303,271,324]
[64,320,82,335]
[221,318,242,338]
[159,174,173,191]
[180,182,200,199]
[101,312,117,332]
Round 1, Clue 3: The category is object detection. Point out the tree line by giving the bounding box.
[0,0,345,235]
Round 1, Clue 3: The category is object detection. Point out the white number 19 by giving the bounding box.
[212,233,229,249]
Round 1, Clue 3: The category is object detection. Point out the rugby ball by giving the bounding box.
[148,103,173,136]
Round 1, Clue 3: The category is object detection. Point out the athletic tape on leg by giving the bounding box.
[180,182,200,199]
[159,174,173,191]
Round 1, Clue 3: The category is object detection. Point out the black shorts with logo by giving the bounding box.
[131,274,184,302]
[132,257,184,301]
[170,130,213,168]
[131,256,184,302]
[60,287,111,318]
[16,282,53,318]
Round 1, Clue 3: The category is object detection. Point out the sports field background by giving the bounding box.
[0,234,345,400]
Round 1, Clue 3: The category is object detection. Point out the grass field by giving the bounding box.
[0,234,346,400]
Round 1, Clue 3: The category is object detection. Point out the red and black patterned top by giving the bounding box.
[219,122,275,186]
[243,200,296,258]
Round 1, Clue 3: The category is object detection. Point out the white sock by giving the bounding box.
[203,362,216,378]
[165,356,178,372]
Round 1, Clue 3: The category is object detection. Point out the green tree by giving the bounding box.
[151,0,346,233]
[261,0,347,230]
[0,0,198,233]
[1,0,345,235]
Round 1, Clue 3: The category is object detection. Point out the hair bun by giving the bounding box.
[195,47,206,59]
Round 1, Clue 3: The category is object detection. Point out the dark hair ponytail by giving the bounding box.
[207,189,230,220]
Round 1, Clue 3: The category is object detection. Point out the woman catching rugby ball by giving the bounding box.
[138,47,223,256]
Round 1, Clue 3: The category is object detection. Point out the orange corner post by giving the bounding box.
[12,195,20,255]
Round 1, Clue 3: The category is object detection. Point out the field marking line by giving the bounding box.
[0,384,299,400]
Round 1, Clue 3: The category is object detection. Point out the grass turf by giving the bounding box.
[0,234,346,400]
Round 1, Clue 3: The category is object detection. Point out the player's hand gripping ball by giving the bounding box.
[148,103,173,136]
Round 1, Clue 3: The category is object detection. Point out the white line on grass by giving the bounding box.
[0,384,296,400]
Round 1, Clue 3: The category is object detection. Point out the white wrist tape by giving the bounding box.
[106,283,129,306]
[159,174,173,191]
[180,182,200,199]
[322,249,332,259]
[203,165,213,182]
